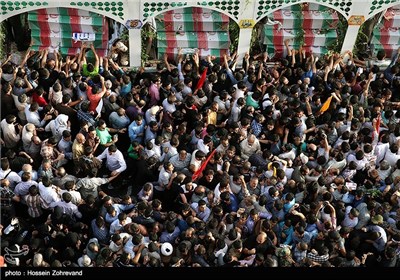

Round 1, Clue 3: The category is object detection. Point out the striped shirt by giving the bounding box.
[91,218,110,245]
[24,194,46,218]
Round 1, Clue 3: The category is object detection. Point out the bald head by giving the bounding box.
[25,123,35,132]
[76,133,86,144]
[32,135,41,145]
[57,167,66,177]
[256,232,267,244]
[22,164,33,172]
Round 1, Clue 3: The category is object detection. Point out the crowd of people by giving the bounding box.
[1,38,400,268]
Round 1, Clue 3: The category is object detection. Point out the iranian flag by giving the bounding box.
[383,6,400,29]
[370,40,400,59]
[157,31,230,49]
[28,8,108,57]
[264,28,337,47]
[158,48,228,61]
[265,45,329,59]
[371,4,400,58]
[271,9,338,30]
[155,7,230,61]
[156,9,229,32]
[263,4,339,59]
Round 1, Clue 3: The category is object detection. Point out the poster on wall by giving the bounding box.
[126,19,143,29]
[239,19,255,29]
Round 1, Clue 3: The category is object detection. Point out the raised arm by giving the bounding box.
[20,47,32,68]
[231,52,239,72]
[90,43,99,69]
[257,62,263,80]
[65,56,71,77]
[78,42,87,68]
[324,65,332,82]
[243,52,250,74]
[311,51,317,74]
[177,48,185,81]
[23,73,33,92]
[40,49,48,68]
[291,49,296,67]
[1,54,11,68]
[192,51,200,78]
[98,75,106,98]
[54,50,60,72]
[328,54,334,70]
[163,53,172,73]
[332,53,342,70]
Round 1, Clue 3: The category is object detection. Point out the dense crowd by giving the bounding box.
[1,39,400,268]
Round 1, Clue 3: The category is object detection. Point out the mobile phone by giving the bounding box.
[357,67,363,74]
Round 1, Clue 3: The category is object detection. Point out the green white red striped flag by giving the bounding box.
[158,48,228,61]
[263,4,339,59]
[371,5,400,59]
[265,45,329,59]
[264,28,337,47]
[270,9,338,30]
[370,41,399,59]
[371,26,400,45]
[383,7,400,29]
[157,31,230,49]
[156,10,229,32]
[155,7,230,61]
[28,8,108,57]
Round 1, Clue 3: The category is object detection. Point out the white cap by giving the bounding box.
[161,242,173,256]
[78,255,92,267]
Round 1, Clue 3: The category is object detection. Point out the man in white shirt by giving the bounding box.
[17,164,38,182]
[374,134,390,165]
[197,135,212,154]
[0,158,21,189]
[228,97,245,125]
[25,102,52,128]
[14,172,38,200]
[96,144,127,177]
[384,143,400,167]
[37,176,61,207]
[240,134,261,160]
[96,144,127,189]
[60,181,82,206]
[0,115,21,149]
[50,192,82,220]
[157,162,175,192]
[341,206,359,229]
[109,212,132,235]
